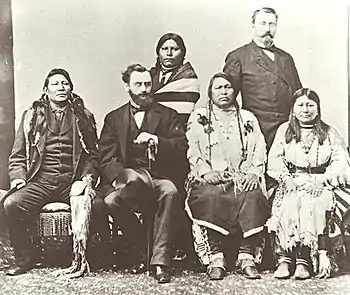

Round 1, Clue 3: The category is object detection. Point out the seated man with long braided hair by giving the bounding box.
[185,72,268,280]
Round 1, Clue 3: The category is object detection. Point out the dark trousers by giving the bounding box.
[104,168,181,266]
[3,176,106,267]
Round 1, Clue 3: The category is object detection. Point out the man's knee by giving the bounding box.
[158,180,180,200]
[114,168,142,187]
[123,168,141,184]
[104,168,147,208]
[3,194,21,216]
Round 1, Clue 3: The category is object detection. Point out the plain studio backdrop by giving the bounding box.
[11,0,349,142]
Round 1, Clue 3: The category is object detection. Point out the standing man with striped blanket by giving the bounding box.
[150,33,200,262]
[150,33,200,129]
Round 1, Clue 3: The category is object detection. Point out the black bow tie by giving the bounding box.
[259,45,276,53]
[130,105,146,115]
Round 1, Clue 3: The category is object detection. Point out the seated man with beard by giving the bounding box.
[99,64,188,283]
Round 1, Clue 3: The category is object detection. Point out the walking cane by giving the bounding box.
[145,138,156,275]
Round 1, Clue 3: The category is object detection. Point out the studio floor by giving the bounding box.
[0,235,350,295]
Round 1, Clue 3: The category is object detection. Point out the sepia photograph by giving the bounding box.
[0,0,350,294]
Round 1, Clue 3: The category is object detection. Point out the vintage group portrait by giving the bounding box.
[0,1,349,294]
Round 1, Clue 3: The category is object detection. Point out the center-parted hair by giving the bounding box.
[207,72,239,110]
[285,88,330,145]
[121,64,149,84]
[155,33,186,66]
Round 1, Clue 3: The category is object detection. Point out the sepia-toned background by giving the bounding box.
[11,0,348,139]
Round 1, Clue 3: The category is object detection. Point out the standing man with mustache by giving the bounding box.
[223,7,302,152]
[99,64,187,283]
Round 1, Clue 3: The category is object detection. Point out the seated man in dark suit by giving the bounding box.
[99,64,188,283]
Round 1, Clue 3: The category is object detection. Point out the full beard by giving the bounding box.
[129,91,154,109]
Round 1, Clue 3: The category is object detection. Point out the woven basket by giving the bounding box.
[37,202,72,237]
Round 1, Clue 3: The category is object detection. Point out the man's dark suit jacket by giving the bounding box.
[224,41,302,149]
[9,107,99,184]
[99,101,188,196]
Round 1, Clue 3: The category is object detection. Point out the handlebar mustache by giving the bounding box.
[263,32,274,38]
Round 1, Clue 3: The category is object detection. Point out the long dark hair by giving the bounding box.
[206,72,247,168]
[285,88,330,144]
[155,32,186,68]
[207,72,240,110]
[29,70,97,153]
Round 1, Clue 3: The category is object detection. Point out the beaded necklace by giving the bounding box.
[300,125,319,170]
[300,126,315,154]
[211,107,247,171]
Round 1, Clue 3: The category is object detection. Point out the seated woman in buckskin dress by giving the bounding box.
[185,72,268,280]
[267,88,350,280]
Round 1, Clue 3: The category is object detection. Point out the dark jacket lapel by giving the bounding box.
[116,103,161,159]
[47,107,60,134]
[60,106,73,134]
[250,41,290,86]
[36,121,47,159]
[151,70,162,92]
[118,104,131,161]
[142,104,162,135]
[35,108,49,159]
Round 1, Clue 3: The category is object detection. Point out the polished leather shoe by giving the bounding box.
[274,262,291,279]
[208,267,225,280]
[154,265,171,284]
[6,264,33,276]
[129,262,146,274]
[242,265,261,279]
